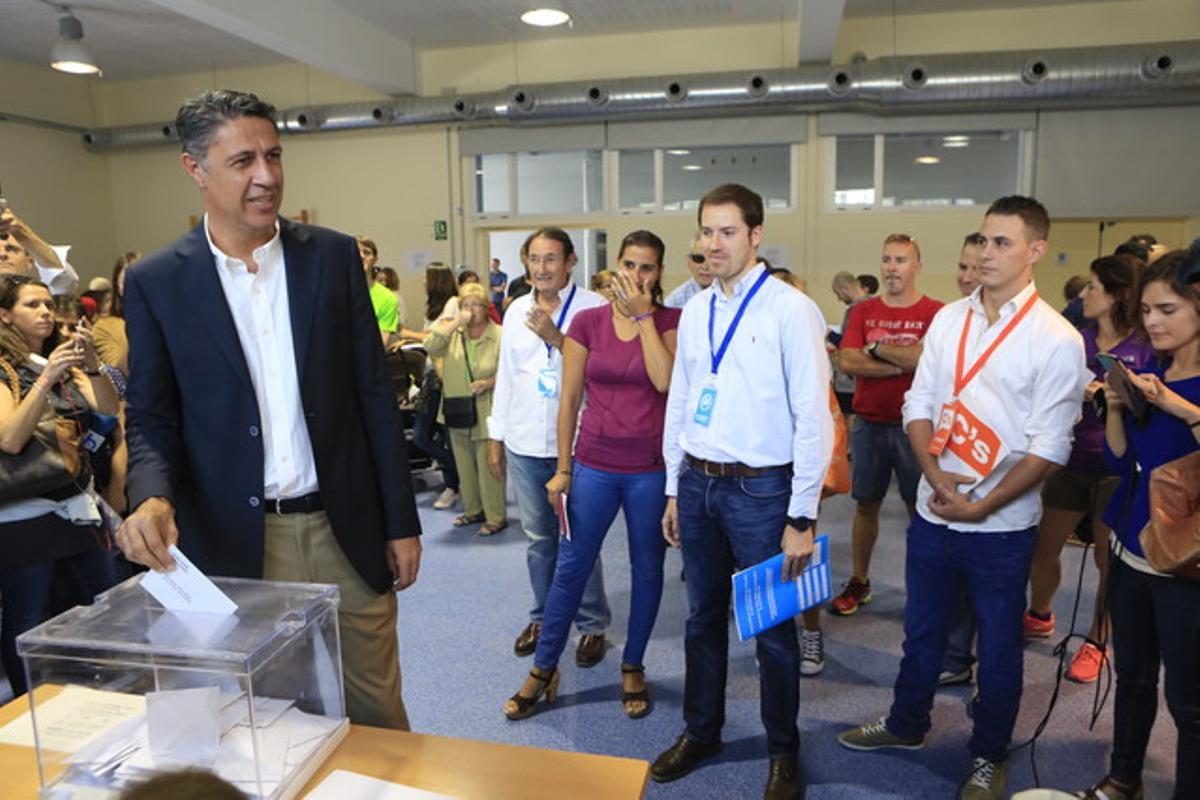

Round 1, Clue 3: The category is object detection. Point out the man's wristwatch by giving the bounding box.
[786,515,813,532]
[866,341,882,360]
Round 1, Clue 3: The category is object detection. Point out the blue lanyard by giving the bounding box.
[708,268,770,375]
[545,284,577,359]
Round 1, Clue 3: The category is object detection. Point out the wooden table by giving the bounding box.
[0,692,648,798]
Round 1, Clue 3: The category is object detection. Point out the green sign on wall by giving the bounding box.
[433,220,448,241]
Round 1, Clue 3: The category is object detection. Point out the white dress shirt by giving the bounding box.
[664,278,705,310]
[663,263,834,518]
[487,283,606,458]
[902,282,1088,532]
[205,216,319,500]
[36,245,80,296]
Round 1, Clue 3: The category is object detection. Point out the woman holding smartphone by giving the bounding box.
[1024,254,1153,682]
[503,230,679,721]
[1080,248,1200,800]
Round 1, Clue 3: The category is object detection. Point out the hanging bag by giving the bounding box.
[0,359,86,504]
[1139,450,1200,580]
[441,330,478,430]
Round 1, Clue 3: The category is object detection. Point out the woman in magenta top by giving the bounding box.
[503,230,680,722]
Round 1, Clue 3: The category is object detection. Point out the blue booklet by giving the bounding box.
[732,534,831,642]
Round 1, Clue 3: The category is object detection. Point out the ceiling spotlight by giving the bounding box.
[914,156,941,165]
[50,9,101,75]
[520,3,571,27]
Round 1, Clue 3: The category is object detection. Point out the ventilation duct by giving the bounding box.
[82,41,1200,152]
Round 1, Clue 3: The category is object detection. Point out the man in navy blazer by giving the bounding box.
[118,90,421,730]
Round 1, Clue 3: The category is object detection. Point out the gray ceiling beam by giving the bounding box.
[797,0,846,64]
[146,0,416,95]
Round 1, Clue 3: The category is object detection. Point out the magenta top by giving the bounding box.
[568,305,682,473]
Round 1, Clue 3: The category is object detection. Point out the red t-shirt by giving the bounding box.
[568,305,681,473]
[840,295,943,423]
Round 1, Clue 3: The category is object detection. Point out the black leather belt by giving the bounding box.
[686,455,791,478]
[264,492,323,515]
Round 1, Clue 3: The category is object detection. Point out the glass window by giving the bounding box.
[663,145,790,212]
[474,154,510,214]
[881,131,1020,207]
[834,136,875,206]
[516,150,604,215]
[618,149,655,209]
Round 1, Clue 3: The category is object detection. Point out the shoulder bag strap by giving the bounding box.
[459,329,475,383]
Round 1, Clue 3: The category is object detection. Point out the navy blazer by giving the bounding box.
[124,219,421,594]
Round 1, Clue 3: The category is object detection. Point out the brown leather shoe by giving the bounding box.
[514,622,540,657]
[575,633,606,667]
[650,734,722,783]
[764,756,804,799]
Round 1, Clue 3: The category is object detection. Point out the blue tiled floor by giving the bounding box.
[398,477,1174,798]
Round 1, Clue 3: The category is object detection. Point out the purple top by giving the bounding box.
[1067,328,1156,474]
[568,305,682,473]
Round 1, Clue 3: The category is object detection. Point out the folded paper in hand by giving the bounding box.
[732,535,831,642]
[139,545,237,616]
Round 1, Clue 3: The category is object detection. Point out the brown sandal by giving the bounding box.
[479,520,509,536]
[621,664,651,719]
[453,513,485,527]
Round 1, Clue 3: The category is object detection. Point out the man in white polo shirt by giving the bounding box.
[487,227,611,666]
[838,196,1088,800]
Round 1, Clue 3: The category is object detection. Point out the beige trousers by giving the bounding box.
[263,511,409,730]
[449,428,507,524]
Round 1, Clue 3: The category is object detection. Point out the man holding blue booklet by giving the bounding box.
[652,183,834,800]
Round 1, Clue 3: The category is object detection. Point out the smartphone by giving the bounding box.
[1108,363,1151,424]
[1095,352,1119,373]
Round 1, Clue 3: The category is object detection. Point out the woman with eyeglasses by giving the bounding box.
[0,276,120,696]
[504,230,680,721]
[1079,248,1200,800]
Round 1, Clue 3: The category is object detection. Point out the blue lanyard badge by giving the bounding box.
[694,268,770,428]
[544,285,577,359]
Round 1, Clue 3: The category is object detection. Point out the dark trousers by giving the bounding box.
[1107,558,1200,796]
[677,462,800,757]
[1,547,118,696]
[412,379,458,491]
[886,514,1036,761]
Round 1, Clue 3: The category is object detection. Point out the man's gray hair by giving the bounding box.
[831,271,858,289]
[175,90,277,166]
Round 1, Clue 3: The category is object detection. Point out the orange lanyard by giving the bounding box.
[953,292,1039,398]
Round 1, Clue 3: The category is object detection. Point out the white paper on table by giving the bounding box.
[138,545,237,615]
[219,696,295,732]
[0,685,145,753]
[306,769,460,800]
[147,686,220,769]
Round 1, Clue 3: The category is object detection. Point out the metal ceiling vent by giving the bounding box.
[82,41,1200,151]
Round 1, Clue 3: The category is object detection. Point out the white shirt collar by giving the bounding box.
[717,262,766,301]
[968,280,1037,319]
[203,213,282,274]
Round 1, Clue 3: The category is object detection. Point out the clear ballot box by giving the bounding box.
[16,575,349,799]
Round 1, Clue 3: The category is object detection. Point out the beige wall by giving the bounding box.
[5,1,1200,318]
[0,57,115,280]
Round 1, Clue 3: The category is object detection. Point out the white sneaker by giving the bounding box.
[433,488,460,510]
[800,628,824,676]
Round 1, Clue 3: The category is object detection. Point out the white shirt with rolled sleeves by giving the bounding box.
[487,283,607,458]
[205,216,319,500]
[663,263,834,520]
[901,282,1088,532]
[36,245,80,296]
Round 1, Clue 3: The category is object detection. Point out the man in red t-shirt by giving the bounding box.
[833,233,943,615]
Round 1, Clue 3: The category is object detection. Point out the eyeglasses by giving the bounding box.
[2,273,32,285]
[689,253,705,265]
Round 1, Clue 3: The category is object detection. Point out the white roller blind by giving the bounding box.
[606,115,806,149]
[458,124,605,155]
[818,112,1037,136]
[1035,106,1200,218]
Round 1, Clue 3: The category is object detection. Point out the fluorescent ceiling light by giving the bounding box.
[50,11,101,75]
[942,141,970,148]
[681,165,703,171]
[942,135,970,143]
[666,149,691,156]
[914,156,941,165]
[520,5,571,27]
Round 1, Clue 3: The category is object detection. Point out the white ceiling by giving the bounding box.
[0,0,1117,82]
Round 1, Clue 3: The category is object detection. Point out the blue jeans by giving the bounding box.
[1,546,118,696]
[413,379,458,491]
[1107,558,1200,795]
[534,464,666,670]
[507,450,609,633]
[850,418,921,505]
[677,462,800,757]
[886,514,1036,761]
[942,592,977,675]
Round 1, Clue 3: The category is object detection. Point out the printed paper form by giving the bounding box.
[138,545,237,615]
[0,685,145,753]
[306,769,459,799]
